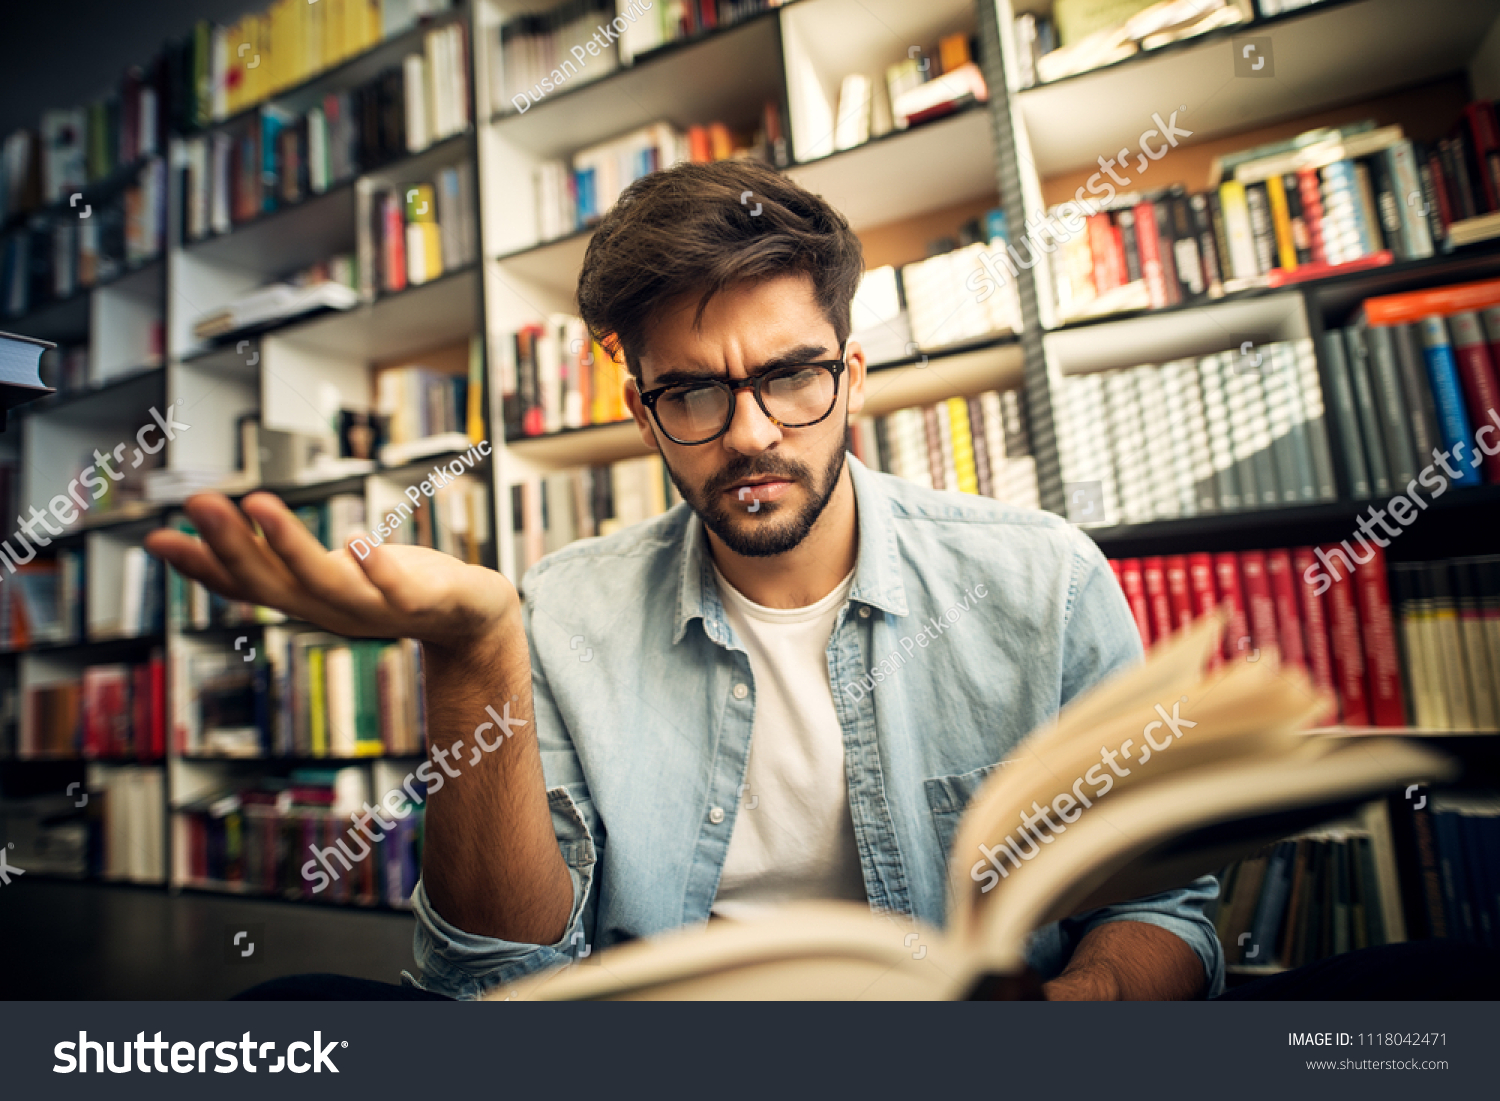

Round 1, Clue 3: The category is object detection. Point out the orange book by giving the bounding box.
[687,125,712,163]
[708,122,734,161]
[1362,277,1500,325]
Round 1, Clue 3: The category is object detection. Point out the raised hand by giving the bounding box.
[143,490,517,649]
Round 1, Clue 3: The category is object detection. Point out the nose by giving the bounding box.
[720,384,781,454]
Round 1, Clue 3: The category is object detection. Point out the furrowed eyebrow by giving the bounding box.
[646,343,832,389]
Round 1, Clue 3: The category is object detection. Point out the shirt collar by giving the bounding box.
[672,452,910,646]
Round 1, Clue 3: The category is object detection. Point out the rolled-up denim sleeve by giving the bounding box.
[1059,876,1226,997]
[410,785,598,999]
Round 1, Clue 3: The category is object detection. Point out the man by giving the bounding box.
[148,159,1220,1001]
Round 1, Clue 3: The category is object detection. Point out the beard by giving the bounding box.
[661,430,848,558]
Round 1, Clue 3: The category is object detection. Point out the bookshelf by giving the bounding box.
[0,0,1494,949]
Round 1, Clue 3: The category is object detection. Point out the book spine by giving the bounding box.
[1117,558,1153,651]
[1142,555,1174,643]
[1244,181,1276,274]
[1351,543,1407,726]
[1363,321,1419,486]
[1322,329,1373,498]
[1342,325,1394,495]
[1391,321,1443,465]
[1189,193,1223,297]
[1265,174,1298,271]
[1198,353,1242,510]
[1165,554,1194,631]
[1446,311,1500,483]
[1296,167,1328,265]
[1266,548,1307,669]
[1273,343,1318,501]
[1213,552,1252,663]
[1324,545,1372,725]
[1133,199,1169,307]
[1293,546,1340,725]
[1262,346,1304,503]
[1417,315,1482,487]
[1240,550,1279,659]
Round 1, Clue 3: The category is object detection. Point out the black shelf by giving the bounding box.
[0,631,164,658]
[14,363,165,420]
[176,880,414,913]
[0,155,164,237]
[0,255,163,335]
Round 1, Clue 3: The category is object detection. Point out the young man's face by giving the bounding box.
[624,274,867,558]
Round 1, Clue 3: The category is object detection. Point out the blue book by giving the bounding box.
[1462,813,1499,950]
[1432,810,1476,942]
[984,208,1009,244]
[1248,840,1296,962]
[0,329,54,411]
[1417,316,1483,487]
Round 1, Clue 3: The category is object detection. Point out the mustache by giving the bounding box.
[707,459,807,495]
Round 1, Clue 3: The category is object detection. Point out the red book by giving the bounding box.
[1266,252,1393,288]
[382,192,407,293]
[1293,547,1339,724]
[1186,552,1221,667]
[1239,550,1279,660]
[1116,558,1153,651]
[1110,223,1129,287]
[131,663,151,759]
[1165,555,1194,630]
[1426,149,1456,235]
[1350,543,1407,727]
[1265,549,1307,670]
[1133,199,1170,308]
[1212,553,1251,663]
[1463,101,1500,212]
[1446,311,1500,483]
[1295,167,1327,265]
[150,652,166,759]
[1321,543,1371,725]
[1088,213,1118,294]
[1142,556,1174,644]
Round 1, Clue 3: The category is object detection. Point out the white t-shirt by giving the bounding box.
[709,561,868,920]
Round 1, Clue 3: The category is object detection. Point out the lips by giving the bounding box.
[726,477,793,505]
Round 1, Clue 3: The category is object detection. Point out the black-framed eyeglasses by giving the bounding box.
[636,342,848,446]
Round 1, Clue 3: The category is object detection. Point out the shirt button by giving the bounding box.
[708,806,725,824]
[858,606,871,618]
[732,683,749,699]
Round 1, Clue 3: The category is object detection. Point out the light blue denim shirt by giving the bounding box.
[411,452,1224,998]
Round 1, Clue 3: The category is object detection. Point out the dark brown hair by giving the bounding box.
[576,159,864,384]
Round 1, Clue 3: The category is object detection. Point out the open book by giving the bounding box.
[486,613,1455,1000]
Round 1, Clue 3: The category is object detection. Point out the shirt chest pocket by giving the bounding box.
[922,761,1005,867]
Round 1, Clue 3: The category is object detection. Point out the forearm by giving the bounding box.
[1043,921,1207,1001]
[419,605,574,946]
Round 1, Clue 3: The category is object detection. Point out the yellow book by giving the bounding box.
[268,0,289,97]
[251,13,271,105]
[325,0,346,66]
[309,0,327,74]
[1265,175,1298,273]
[945,397,979,494]
[224,20,245,115]
[357,0,381,51]
[467,334,486,443]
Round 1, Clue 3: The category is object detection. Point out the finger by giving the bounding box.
[183,492,302,599]
[346,534,426,616]
[143,529,253,602]
[244,493,386,608]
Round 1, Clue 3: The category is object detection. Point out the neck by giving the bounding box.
[707,463,858,609]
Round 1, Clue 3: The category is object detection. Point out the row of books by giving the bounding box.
[1326,278,1500,499]
[190,254,360,342]
[0,158,166,317]
[367,163,478,293]
[180,35,468,242]
[2,58,169,219]
[1214,826,1393,970]
[1,550,84,650]
[817,33,987,160]
[368,470,493,565]
[1424,100,1500,248]
[498,316,631,439]
[375,365,470,449]
[616,0,784,66]
[177,630,424,760]
[847,390,1042,510]
[534,109,781,242]
[175,0,452,127]
[1406,794,1500,947]
[1060,339,1334,527]
[1018,0,1250,88]
[1389,557,1500,733]
[490,0,621,112]
[1108,544,1407,728]
[16,653,167,760]
[512,453,682,577]
[1046,120,1441,323]
[0,766,165,882]
[173,770,424,907]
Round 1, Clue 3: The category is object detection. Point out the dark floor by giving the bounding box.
[0,877,418,998]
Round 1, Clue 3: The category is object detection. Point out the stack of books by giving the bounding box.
[533,111,780,242]
[1389,557,1500,732]
[1018,0,1249,88]
[365,162,477,294]
[1043,119,1461,323]
[1403,793,1500,946]
[1109,543,1414,728]
[901,240,1021,350]
[1325,278,1500,500]
[499,315,631,439]
[489,0,621,112]
[512,453,682,575]
[173,768,424,907]
[1059,338,1336,527]
[848,389,1041,509]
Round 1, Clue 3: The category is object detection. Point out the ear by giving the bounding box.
[622,376,661,453]
[844,339,867,418]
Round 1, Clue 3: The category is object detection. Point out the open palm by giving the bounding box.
[144,491,517,649]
